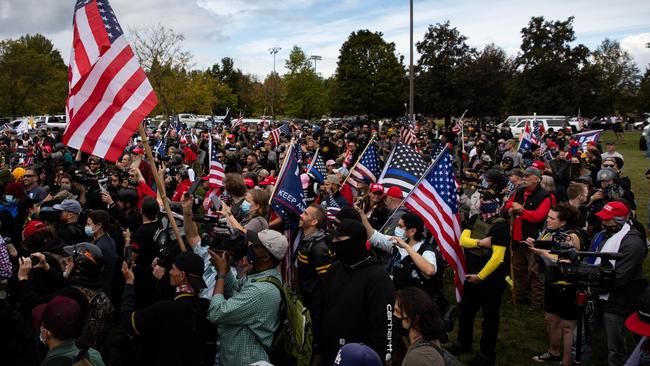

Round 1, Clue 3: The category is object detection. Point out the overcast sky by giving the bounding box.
[1,0,648,79]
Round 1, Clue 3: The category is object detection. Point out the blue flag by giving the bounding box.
[308,150,327,183]
[271,143,307,222]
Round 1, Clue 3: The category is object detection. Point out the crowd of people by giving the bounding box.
[0,117,648,366]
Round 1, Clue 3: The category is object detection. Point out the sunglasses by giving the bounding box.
[603,164,615,168]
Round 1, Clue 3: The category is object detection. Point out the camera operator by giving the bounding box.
[527,203,581,366]
[586,201,647,366]
[587,167,636,236]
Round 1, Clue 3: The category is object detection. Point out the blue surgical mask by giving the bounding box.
[481,179,489,188]
[5,195,14,204]
[85,226,94,237]
[394,227,407,240]
[241,200,251,215]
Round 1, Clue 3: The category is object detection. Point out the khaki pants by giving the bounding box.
[511,242,544,306]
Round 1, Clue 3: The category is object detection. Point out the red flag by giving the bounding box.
[64,0,157,162]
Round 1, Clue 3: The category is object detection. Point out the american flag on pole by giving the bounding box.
[349,142,382,188]
[324,194,341,227]
[270,123,290,147]
[232,112,244,130]
[64,0,157,162]
[404,147,467,300]
[208,134,224,188]
[530,119,544,145]
[308,149,327,183]
[400,126,417,145]
[378,143,428,196]
[573,129,603,150]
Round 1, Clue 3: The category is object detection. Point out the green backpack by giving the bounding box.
[254,276,314,366]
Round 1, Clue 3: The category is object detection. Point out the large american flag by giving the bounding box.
[404,147,466,300]
[270,123,290,147]
[208,134,224,188]
[349,142,382,188]
[400,126,417,145]
[232,112,244,130]
[64,0,157,162]
[379,143,429,196]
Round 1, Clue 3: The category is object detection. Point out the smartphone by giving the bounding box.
[187,178,202,197]
[210,196,222,212]
[125,246,133,268]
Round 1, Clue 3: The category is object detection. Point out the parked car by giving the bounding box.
[510,118,571,138]
[501,115,567,127]
[34,115,67,129]
[641,123,650,151]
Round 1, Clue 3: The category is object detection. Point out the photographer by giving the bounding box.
[527,203,582,366]
[587,201,647,366]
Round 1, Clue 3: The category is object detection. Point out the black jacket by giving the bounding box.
[296,229,332,310]
[121,285,215,366]
[513,185,549,241]
[599,228,647,316]
[317,257,395,365]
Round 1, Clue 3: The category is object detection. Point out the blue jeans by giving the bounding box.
[575,308,629,366]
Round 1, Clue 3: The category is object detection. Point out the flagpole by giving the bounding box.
[268,139,295,205]
[377,145,449,233]
[138,124,186,252]
[307,148,320,172]
[339,133,377,189]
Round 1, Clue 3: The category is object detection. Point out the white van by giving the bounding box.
[502,115,567,127]
[510,118,571,138]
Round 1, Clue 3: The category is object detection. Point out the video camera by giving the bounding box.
[535,241,620,290]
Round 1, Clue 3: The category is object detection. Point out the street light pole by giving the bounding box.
[269,47,281,120]
[409,0,414,123]
[309,55,322,73]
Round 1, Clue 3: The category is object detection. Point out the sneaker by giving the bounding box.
[445,343,471,356]
[532,351,561,363]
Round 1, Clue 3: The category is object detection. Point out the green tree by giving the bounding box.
[333,30,405,117]
[415,21,476,123]
[283,46,328,119]
[590,39,641,114]
[638,68,650,113]
[465,44,513,117]
[260,72,285,117]
[130,24,192,115]
[507,16,590,115]
[0,34,67,117]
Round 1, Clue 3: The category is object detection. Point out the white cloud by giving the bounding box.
[620,33,650,72]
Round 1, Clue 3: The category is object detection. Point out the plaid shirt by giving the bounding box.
[208,268,282,366]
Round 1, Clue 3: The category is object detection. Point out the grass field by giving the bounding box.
[447,130,649,366]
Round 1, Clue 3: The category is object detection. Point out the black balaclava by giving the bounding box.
[331,219,369,266]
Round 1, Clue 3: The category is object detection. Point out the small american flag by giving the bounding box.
[342,149,353,169]
[531,119,544,145]
[308,149,327,183]
[451,118,464,134]
[349,142,382,188]
[404,147,466,300]
[325,194,341,226]
[208,134,224,188]
[232,112,244,130]
[379,143,429,196]
[270,123,290,147]
[400,126,417,145]
[64,0,157,162]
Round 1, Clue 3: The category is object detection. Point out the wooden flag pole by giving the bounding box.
[138,123,186,252]
[339,132,377,189]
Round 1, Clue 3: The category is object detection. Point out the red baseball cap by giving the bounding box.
[132,148,144,155]
[386,186,403,199]
[42,145,53,153]
[532,160,546,170]
[244,178,255,189]
[259,176,277,186]
[369,183,384,193]
[595,201,629,220]
[23,220,46,239]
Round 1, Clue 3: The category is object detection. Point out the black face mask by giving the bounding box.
[246,245,257,265]
[602,224,621,237]
[396,318,410,337]
[331,237,366,266]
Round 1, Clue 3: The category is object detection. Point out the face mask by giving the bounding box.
[128,179,139,186]
[481,179,489,188]
[332,237,365,266]
[5,195,14,203]
[246,245,257,264]
[396,319,410,337]
[241,200,251,215]
[39,327,46,345]
[602,224,621,237]
[85,226,94,237]
[394,227,407,241]
[60,183,72,192]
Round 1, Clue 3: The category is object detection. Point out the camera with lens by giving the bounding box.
[535,240,619,290]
